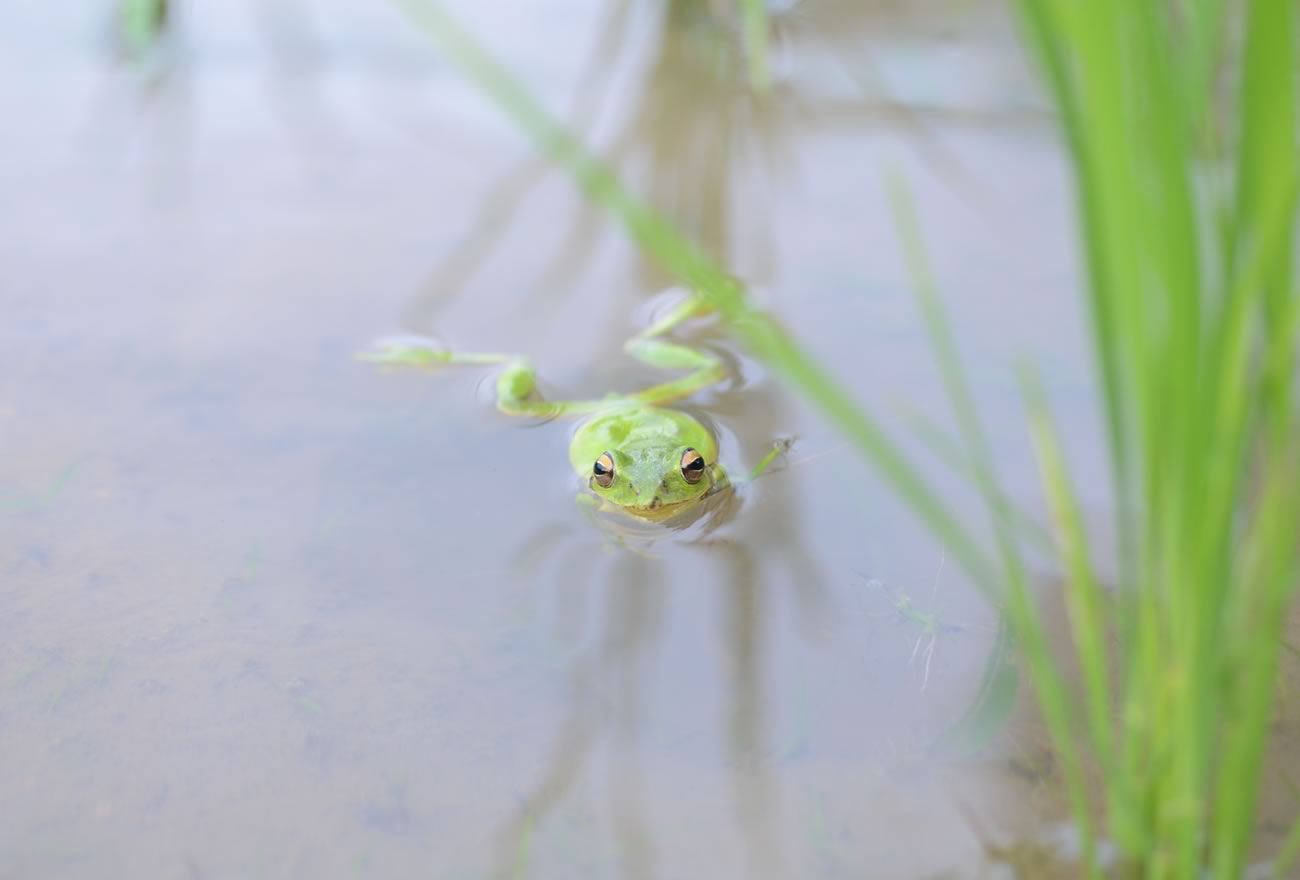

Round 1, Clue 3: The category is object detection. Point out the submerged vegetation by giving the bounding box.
[393,0,1300,876]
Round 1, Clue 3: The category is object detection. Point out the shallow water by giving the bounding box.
[0,1,1196,878]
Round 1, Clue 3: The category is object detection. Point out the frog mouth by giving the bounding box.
[624,495,696,521]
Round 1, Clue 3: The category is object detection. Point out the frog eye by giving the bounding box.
[680,447,706,484]
[593,451,616,488]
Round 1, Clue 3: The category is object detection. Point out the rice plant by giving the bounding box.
[1006,0,1300,875]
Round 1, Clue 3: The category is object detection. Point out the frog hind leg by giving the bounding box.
[491,291,727,412]
[621,293,726,406]
[493,361,605,418]
[360,286,725,416]
[358,337,602,419]
[356,337,515,369]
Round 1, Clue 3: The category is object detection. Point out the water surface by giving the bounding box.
[0,2,1141,877]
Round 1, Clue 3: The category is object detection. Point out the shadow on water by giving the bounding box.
[491,544,830,879]
[467,210,829,877]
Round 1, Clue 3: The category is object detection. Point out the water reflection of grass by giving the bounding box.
[396,1,1299,876]
[0,453,92,514]
[7,648,117,712]
[861,551,986,694]
[115,0,169,59]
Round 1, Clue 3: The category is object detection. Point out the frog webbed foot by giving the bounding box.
[357,335,516,369]
[748,436,797,481]
[356,335,457,368]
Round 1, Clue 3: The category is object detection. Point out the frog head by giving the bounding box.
[587,443,715,515]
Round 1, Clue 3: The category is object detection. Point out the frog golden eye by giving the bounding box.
[593,451,615,488]
[680,447,706,483]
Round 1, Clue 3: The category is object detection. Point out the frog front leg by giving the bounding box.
[747,438,795,481]
[704,438,794,499]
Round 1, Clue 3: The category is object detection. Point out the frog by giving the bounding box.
[361,291,787,520]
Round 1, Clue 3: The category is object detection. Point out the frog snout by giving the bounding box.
[622,483,658,509]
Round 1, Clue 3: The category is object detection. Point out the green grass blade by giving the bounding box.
[1234,0,1297,444]
[1185,0,1228,141]
[1273,806,1300,879]
[738,0,771,94]
[896,406,1055,556]
[1010,0,1138,582]
[885,173,1021,570]
[1210,0,1299,866]
[1021,374,1114,766]
[888,172,1105,871]
[1212,454,1300,878]
[117,0,169,59]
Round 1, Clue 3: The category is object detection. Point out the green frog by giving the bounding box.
[361,292,785,520]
